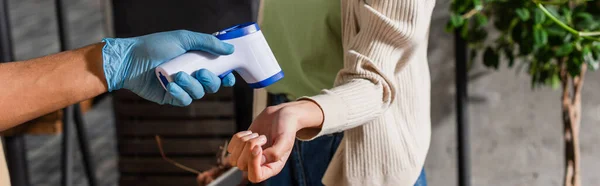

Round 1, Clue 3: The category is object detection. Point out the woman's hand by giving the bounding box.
[227,100,324,183]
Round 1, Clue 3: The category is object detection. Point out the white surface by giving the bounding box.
[207,167,243,186]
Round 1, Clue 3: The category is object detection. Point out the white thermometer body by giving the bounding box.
[155,22,283,90]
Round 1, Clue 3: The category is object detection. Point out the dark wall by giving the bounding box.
[112,0,254,37]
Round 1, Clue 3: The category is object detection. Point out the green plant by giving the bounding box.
[447,0,600,186]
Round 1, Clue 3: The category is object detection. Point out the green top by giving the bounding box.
[260,0,343,99]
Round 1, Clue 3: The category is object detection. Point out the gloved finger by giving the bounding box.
[165,82,193,107]
[194,69,221,94]
[231,133,259,167]
[175,30,234,55]
[237,135,266,172]
[173,72,206,99]
[221,73,236,87]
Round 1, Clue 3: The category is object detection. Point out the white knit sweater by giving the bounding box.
[295,0,436,185]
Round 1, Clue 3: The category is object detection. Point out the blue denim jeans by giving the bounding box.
[253,94,427,186]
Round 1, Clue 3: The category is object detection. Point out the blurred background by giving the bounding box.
[1,0,600,186]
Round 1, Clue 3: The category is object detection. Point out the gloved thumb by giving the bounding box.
[175,30,234,55]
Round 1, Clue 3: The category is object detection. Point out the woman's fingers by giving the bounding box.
[246,132,293,183]
[247,144,263,183]
[248,145,282,183]
[227,131,253,166]
[227,131,251,154]
[237,135,267,171]
[230,132,259,166]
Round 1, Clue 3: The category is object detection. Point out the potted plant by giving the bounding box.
[447,0,600,186]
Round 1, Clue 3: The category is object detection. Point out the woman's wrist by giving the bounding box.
[282,100,324,131]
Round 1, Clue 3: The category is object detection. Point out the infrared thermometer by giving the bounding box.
[155,22,284,89]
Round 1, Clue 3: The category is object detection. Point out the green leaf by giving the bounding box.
[503,47,515,67]
[544,6,561,22]
[550,74,561,90]
[468,28,488,43]
[473,0,483,10]
[589,58,600,71]
[533,25,548,48]
[592,42,600,67]
[483,47,500,69]
[561,7,573,24]
[534,8,546,24]
[575,12,593,22]
[475,14,488,28]
[515,8,530,21]
[452,0,471,13]
[583,45,599,70]
[556,43,574,57]
[546,26,568,38]
[450,13,465,28]
[460,21,470,38]
[583,45,592,56]
[567,57,582,77]
[574,11,600,31]
[529,60,538,76]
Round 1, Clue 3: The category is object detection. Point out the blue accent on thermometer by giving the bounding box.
[158,72,169,88]
[214,22,260,40]
[248,71,284,89]
[218,70,233,79]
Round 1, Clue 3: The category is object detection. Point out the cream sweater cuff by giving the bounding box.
[296,92,346,141]
[296,80,384,141]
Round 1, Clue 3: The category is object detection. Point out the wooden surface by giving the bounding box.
[252,89,268,119]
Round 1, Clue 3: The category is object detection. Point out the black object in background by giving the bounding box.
[455,30,471,186]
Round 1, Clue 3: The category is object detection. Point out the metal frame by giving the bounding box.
[455,32,471,186]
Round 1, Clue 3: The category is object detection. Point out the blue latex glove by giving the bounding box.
[102,30,236,106]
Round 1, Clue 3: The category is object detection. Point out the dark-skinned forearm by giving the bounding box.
[0,43,107,131]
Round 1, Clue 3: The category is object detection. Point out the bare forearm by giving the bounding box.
[0,43,107,130]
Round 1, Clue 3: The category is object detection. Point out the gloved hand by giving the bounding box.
[102,30,236,106]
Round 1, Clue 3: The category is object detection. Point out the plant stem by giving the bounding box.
[536,3,578,34]
[536,3,600,42]
[579,31,600,37]
[462,8,480,19]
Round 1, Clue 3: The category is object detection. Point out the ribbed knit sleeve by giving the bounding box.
[297,0,430,140]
